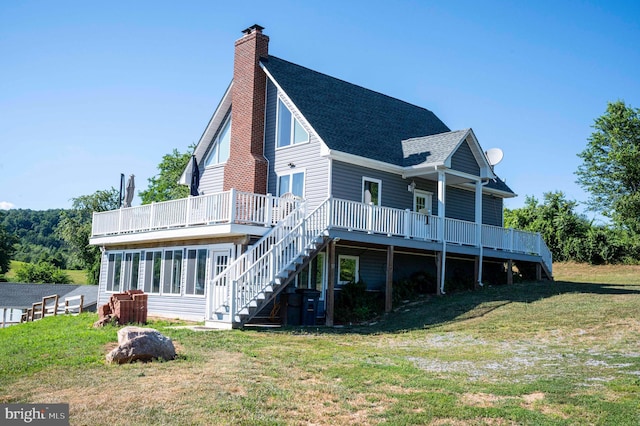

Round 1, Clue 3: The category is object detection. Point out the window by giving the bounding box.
[162,249,183,295]
[362,177,381,205]
[297,253,325,294]
[186,249,207,296]
[144,251,162,294]
[278,171,304,198]
[338,255,359,284]
[204,117,231,166]
[277,98,308,148]
[122,252,141,291]
[106,253,123,292]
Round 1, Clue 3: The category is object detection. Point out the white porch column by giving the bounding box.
[437,170,446,221]
[475,179,483,286]
[438,170,446,294]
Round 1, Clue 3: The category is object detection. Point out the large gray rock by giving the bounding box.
[106,326,176,364]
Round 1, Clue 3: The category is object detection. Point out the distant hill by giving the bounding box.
[0,209,74,269]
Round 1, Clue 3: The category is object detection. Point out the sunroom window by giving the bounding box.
[204,117,231,166]
[277,98,308,148]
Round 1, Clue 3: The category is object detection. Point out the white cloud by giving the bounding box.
[0,201,15,210]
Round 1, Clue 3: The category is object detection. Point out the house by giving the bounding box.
[0,283,98,327]
[89,25,552,329]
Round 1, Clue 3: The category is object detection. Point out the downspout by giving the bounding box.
[476,178,492,287]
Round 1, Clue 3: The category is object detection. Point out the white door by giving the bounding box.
[413,190,433,239]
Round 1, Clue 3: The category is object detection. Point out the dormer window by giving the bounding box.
[277,98,308,148]
[204,117,231,166]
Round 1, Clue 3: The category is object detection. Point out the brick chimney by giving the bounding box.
[223,24,269,194]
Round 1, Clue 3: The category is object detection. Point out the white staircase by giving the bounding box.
[205,199,331,328]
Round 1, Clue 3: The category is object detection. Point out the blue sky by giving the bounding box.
[1,1,639,220]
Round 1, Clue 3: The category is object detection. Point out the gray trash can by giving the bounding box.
[297,288,321,326]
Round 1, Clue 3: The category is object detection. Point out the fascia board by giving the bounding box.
[321,149,403,175]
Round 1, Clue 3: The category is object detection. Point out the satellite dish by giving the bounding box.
[485,148,504,166]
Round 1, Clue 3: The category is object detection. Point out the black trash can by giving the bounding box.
[282,287,302,326]
[297,288,321,326]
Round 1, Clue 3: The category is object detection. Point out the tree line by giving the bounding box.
[0,101,639,283]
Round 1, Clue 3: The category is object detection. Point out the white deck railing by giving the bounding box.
[91,190,297,237]
[205,197,552,324]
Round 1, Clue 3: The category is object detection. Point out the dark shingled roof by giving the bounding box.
[261,56,451,165]
[0,283,99,310]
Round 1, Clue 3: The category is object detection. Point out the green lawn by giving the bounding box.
[1,263,639,425]
[5,260,88,284]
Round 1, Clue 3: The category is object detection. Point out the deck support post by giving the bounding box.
[435,252,443,296]
[507,259,513,285]
[325,240,336,326]
[385,245,394,313]
[536,263,542,281]
[474,256,480,290]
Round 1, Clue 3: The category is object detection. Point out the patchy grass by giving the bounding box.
[5,260,88,284]
[1,263,640,425]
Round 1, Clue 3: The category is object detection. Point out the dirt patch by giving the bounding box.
[460,392,510,408]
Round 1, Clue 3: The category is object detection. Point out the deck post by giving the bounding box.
[474,256,480,290]
[536,263,542,281]
[385,245,394,313]
[325,240,336,326]
[507,259,513,285]
[435,251,443,296]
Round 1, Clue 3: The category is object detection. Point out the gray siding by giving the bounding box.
[446,187,475,222]
[483,194,503,226]
[199,165,225,195]
[264,80,330,210]
[331,161,439,214]
[451,140,480,175]
[335,246,387,291]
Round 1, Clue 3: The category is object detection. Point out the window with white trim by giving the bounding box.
[162,249,183,295]
[277,98,308,148]
[106,253,122,292]
[338,255,359,285]
[362,177,381,205]
[143,251,162,294]
[204,116,231,166]
[185,248,207,296]
[122,252,141,291]
[106,251,141,293]
[278,171,304,198]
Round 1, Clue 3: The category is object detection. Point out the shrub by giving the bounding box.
[334,280,384,324]
[14,261,72,284]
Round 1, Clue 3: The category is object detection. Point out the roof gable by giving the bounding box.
[260,56,450,165]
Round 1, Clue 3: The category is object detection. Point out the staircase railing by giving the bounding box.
[208,198,331,323]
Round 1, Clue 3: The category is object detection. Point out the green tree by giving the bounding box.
[0,221,17,274]
[14,261,72,284]
[139,148,191,204]
[58,188,120,284]
[576,101,640,234]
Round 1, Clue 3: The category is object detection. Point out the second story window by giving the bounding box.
[277,98,308,148]
[205,117,231,166]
